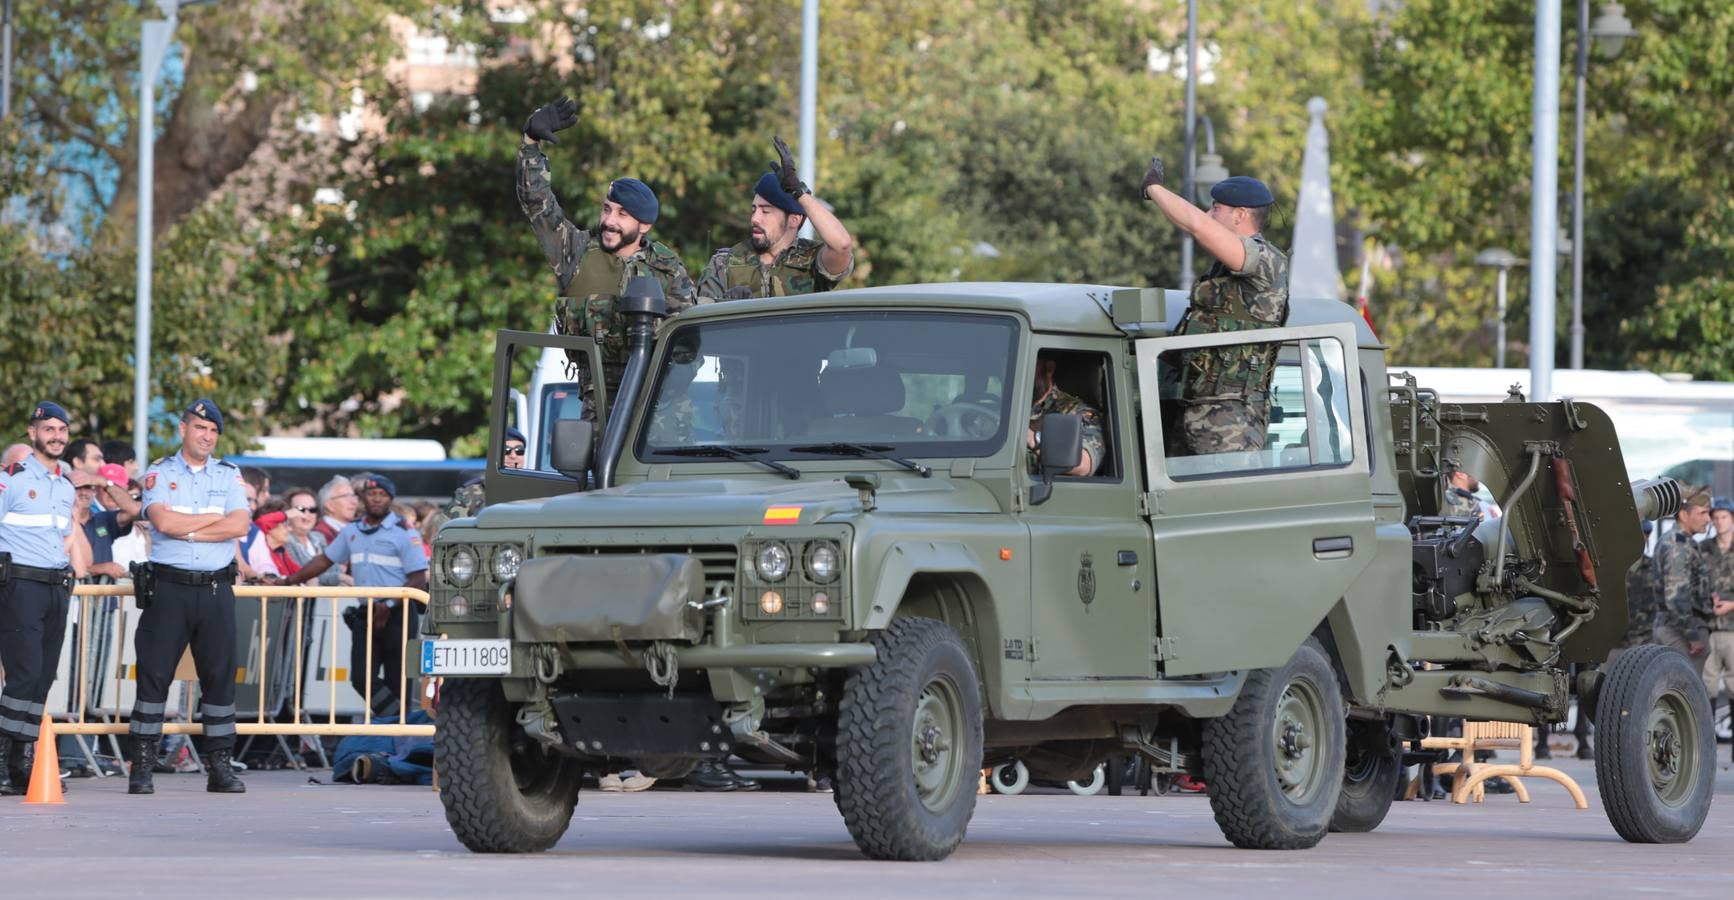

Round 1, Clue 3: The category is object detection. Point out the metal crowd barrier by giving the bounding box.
[53,585,434,739]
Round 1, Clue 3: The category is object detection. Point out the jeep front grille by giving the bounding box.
[540,544,739,597]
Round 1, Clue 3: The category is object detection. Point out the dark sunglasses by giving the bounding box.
[503,445,526,456]
[291,505,317,514]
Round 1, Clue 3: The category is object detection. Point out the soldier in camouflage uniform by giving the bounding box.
[1652,487,1713,671]
[1026,357,1105,477]
[698,136,855,300]
[1142,161,1289,456]
[1441,469,1482,518]
[1698,500,1734,727]
[518,96,697,421]
[1618,523,1660,656]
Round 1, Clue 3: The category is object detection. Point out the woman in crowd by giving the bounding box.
[283,486,347,587]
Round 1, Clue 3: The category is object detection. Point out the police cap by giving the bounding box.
[358,473,398,498]
[607,178,660,224]
[184,399,224,433]
[754,171,804,216]
[1209,175,1275,208]
[30,401,70,426]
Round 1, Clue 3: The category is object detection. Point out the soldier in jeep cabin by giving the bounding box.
[698,136,855,300]
[518,95,697,420]
[1140,158,1289,455]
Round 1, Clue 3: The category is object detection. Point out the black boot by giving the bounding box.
[128,737,158,795]
[727,762,761,792]
[206,750,246,794]
[0,736,19,796]
[686,759,739,792]
[5,736,25,790]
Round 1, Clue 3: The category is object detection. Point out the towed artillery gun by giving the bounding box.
[426,279,1713,858]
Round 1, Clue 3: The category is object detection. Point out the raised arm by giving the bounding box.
[775,136,854,280]
[1141,157,1247,273]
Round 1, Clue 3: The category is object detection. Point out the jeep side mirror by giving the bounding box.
[550,419,595,485]
[1030,413,1083,506]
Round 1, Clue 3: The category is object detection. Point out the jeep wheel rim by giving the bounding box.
[911,675,965,813]
[1646,688,1698,808]
[1272,678,1326,803]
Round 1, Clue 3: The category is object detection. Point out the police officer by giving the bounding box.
[1653,486,1714,671]
[0,402,82,795]
[699,136,855,299]
[287,474,428,717]
[518,96,697,418]
[1026,357,1105,477]
[1141,159,1290,455]
[128,400,252,795]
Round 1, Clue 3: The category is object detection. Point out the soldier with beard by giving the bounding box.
[699,136,854,300]
[518,96,697,419]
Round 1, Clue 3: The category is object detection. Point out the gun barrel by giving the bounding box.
[1631,478,1683,522]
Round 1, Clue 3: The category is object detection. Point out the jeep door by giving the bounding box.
[1022,342,1156,681]
[1134,322,1375,677]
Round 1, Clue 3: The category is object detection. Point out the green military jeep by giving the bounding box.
[426,281,1713,859]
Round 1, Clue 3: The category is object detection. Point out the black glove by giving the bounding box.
[1141,156,1165,199]
[773,135,808,201]
[523,95,578,144]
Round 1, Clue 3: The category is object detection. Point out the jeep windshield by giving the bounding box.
[636,310,1018,463]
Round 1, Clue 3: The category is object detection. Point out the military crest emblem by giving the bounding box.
[1077,552,1096,607]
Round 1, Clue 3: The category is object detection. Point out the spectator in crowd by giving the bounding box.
[72,476,135,582]
[241,466,272,507]
[315,475,359,543]
[65,438,104,477]
[282,486,346,587]
[1,443,30,467]
[100,439,140,482]
[394,502,419,534]
[110,479,152,571]
[246,510,298,579]
[414,502,444,558]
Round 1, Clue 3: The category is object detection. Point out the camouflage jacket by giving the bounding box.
[1653,530,1712,643]
[1623,555,1659,648]
[1175,234,1290,403]
[1028,387,1105,476]
[698,238,851,300]
[516,143,696,336]
[1442,485,1480,519]
[1699,537,1734,631]
[447,479,486,520]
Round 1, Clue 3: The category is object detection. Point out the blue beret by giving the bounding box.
[184,398,224,433]
[30,401,69,425]
[607,178,659,224]
[1210,175,1275,208]
[503,426,527,446]
[1714,497,1734,515]
[359,473,397,498]
[754,171,804,216]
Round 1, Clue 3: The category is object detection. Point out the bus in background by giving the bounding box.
[228,436,483,503]
[1394,367,1734,495]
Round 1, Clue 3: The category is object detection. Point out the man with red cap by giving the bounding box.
[699,136,855,299]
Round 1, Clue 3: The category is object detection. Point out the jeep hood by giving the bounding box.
[473,475,1003,529]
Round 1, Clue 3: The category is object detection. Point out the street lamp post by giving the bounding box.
[1180,0,1198,290]
[1476,248,1525,370]
[797,0,818,241]
[1568,1,1635,370]
[1180,113,1228,291]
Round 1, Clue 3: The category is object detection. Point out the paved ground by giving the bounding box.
[4,756,1733,899]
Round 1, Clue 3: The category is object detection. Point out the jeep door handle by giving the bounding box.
[1312,536,1354,558]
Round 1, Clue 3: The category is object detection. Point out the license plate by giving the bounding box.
[422,639,512,676]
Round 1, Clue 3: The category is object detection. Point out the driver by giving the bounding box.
[1026,357,1103,477]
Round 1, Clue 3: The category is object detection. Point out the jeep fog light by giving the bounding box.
[492,544,523,581]
[754,541,791,581]
[449,546,477,586]
[805,541,840,583]
[759,590,784,614]
[811,592,830,615]
[447,594,470,618]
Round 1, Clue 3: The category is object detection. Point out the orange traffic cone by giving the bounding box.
[23,717,65,805]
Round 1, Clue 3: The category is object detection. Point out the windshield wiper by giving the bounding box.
[789,442,933,477]
[659,445,801,479]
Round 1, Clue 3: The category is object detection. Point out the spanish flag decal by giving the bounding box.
[763,505,803,525]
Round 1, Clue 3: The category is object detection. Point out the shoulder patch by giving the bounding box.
[144,473,158,490]
[4,462,23,476]
[215,458,239,469]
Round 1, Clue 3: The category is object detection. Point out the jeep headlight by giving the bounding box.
[492,544,523,582]
[805,540,841,584]
[448,546,478,586]
[754,541,791,582]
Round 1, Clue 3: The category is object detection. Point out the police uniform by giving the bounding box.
[323,475,427,716]
[1028,387,1106,476]
[517,143,696,420]
[0,402,76,794]
[1173,176,1290,456]
[128,400,249,794]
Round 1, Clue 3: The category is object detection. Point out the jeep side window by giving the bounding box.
[1160,337,1354,478]
[1028,349,1115,479]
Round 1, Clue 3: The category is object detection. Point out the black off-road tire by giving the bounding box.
[834,617,984,861]
[1594,645,1715,843]
[1201,638,1346,849]
[435,678,584,853]
[1330,718,1400,833]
